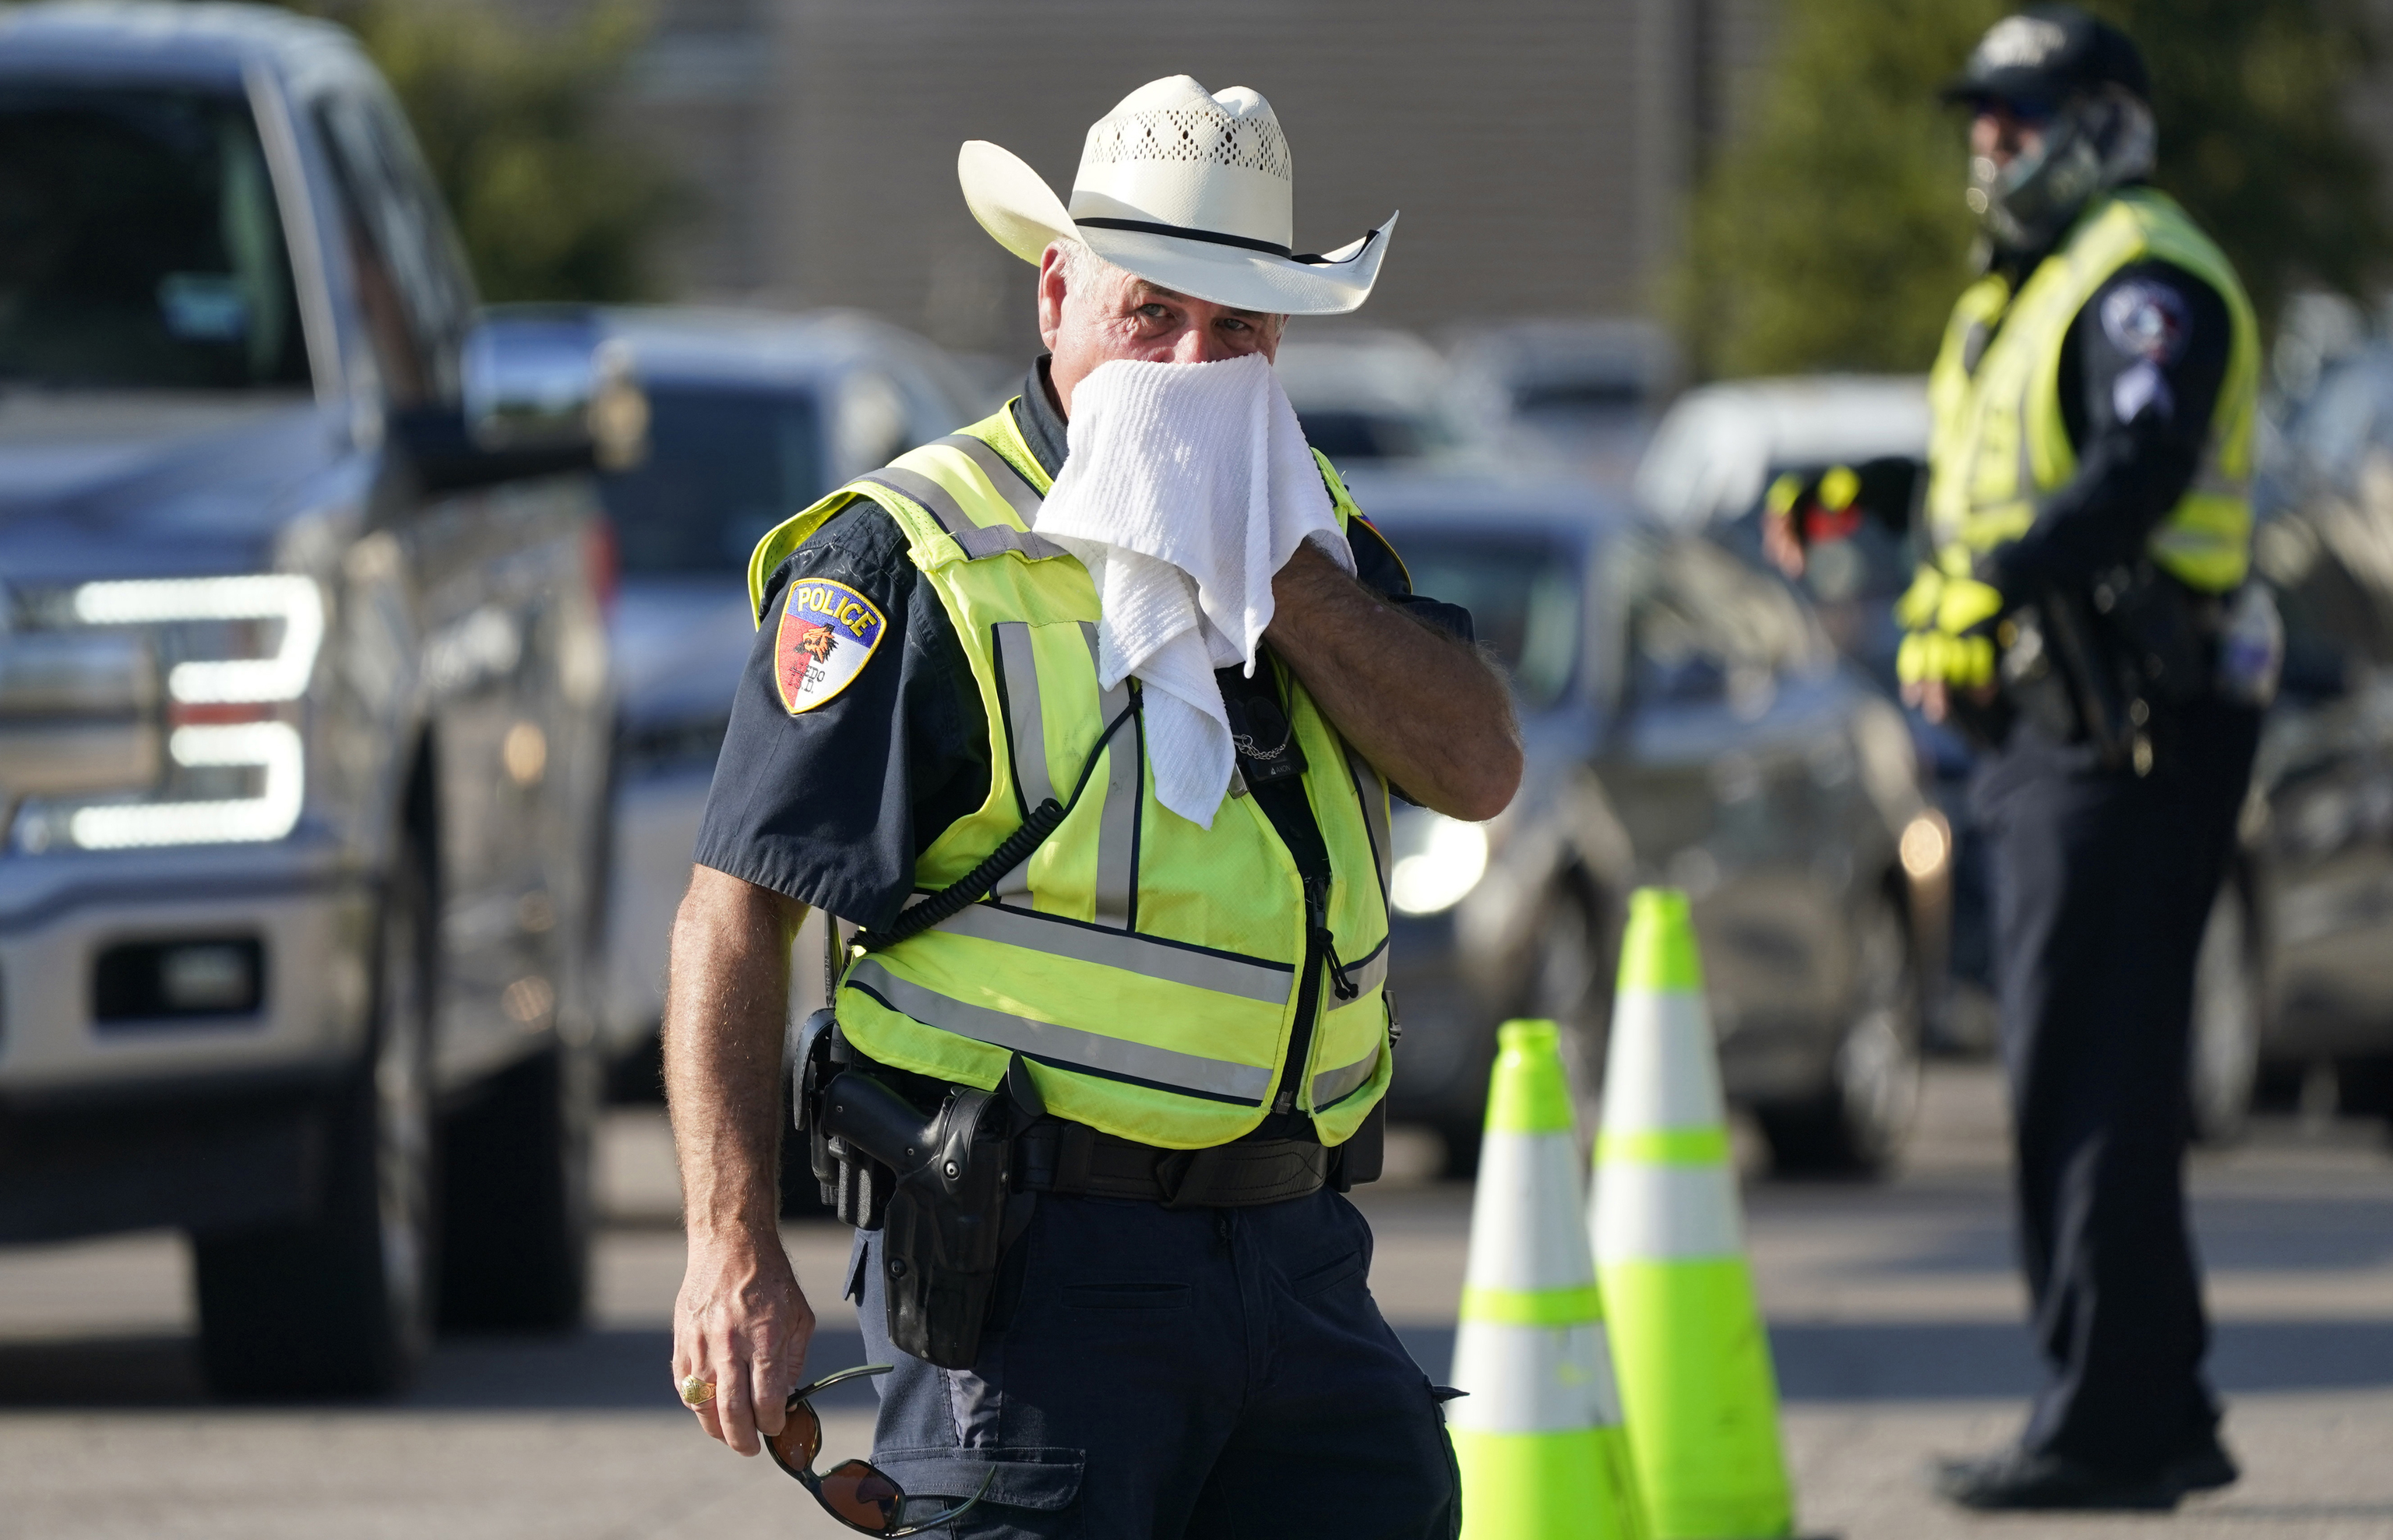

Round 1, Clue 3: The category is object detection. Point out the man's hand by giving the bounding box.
[1901,677,1998,724]
[664,865,816,1454]
[675,1228,816,1455]
[1266,541,1522,822]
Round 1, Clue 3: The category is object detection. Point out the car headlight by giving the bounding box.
[1389,811,1490,917]
[9,575,324,851]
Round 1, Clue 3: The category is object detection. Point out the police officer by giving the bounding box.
[1894,6,2260,1512]
[662,76,1519,1537]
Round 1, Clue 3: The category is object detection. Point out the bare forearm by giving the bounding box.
[664,865,805,1239]
[1267,544,1522,821]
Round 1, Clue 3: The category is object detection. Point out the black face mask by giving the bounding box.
[1967,86,2154,256]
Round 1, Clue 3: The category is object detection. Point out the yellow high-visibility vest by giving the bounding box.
[1925,186,2260,594]
[745,406,1394,1149]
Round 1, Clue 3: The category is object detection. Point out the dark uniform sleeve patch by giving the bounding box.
[775,578,887,714]
[2100,280,2192,364]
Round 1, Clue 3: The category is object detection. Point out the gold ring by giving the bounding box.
[679,1374,716,1408]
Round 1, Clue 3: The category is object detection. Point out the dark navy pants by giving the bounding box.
[1972,695,2260,1471]
[843,1186,1461,1538]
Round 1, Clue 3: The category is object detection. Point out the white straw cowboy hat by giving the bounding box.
[959,75,1397,317]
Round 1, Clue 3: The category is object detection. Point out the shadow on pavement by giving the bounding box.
[6,1319,2386,1410]
[1397,1320,2393,1403]
[0,1327,878,1412]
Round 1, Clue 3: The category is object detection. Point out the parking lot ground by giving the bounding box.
[2,1062,2388,1538]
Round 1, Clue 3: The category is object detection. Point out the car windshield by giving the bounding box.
[1381,532,1582,709]
[601,383,826,574]
[0,83,311,390]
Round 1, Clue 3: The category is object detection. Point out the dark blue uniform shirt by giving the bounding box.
[694,359,1471,929]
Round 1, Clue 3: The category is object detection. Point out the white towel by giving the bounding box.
[1035,354,1354,828]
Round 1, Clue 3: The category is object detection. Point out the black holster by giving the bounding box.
[795,1016,1036,1369]
[792,1008,897,1229]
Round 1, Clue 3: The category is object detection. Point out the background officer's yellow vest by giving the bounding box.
[1926,187,2260,594]
[746,407,1395,1150]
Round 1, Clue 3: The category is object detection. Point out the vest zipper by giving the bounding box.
[1271,876,1353,1115]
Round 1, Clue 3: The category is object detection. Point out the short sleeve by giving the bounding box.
[692,499,991,929]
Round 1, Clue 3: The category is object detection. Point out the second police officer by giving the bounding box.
[1883,5,2262,1513]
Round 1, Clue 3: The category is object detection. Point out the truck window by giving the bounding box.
[1373,532,1584,710]
[600,384,826,573]
[0,84,310,390]
[314,90,474,407]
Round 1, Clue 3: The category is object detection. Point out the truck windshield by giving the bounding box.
[601,384,826,574]
[0,83,311,390]
[1387,534,1584,709]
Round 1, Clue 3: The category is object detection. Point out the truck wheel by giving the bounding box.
[1533,886,1610,1142]
[1757,891,1922,1178]
[437,1038,595,1330]
[2188,883,2261,1146]
[195,855,438,1397]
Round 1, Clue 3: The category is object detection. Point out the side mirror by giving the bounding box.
[394,308,648,494]
[464,309,647,467]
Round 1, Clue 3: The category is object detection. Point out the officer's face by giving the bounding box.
[1038,248,1285,416]
[1970,99,2051,173]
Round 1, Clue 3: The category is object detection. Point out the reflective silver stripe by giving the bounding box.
[1346,749,1390,902]
[1084,622,1139,926]
[933,433,1045,524]
[994,622,1052,811]
[938,902,1291,1003]
[849,958,1274,1101]
[991,622,1048,898]
[1332,936,1388,1000]
[857,468,1066,562]
[1310,1043,1379,1107]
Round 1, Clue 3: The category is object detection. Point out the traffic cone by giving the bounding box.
[1592,888,1794,1539]
[1448,1019,1646,1540]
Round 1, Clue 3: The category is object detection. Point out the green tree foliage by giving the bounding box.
[278,0,682,302]
[1672,0,2393,379]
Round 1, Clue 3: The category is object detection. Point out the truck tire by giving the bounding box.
[437,1038,595,1330]
[2187,883,2261,1146]
[195,854,439,1397]
[1757,890,1922,1178]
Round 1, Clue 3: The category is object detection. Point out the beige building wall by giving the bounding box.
[611,0,2393,354]
[604,0,1773,353]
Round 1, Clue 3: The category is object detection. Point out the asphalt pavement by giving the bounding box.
[2,1062,2388,1538]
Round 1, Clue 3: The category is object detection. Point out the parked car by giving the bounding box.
[2240,342,2393,1136]
[0,2,621,1395]
[1272,327,1474,464]
[1346,470,1951,1176]
[1629,376,2014,1058]
[1447,318,1678,486]
[587,307,985,1094]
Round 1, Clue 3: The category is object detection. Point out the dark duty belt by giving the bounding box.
[1013,1119,1327,1208]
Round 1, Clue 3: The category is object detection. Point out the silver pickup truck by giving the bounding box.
[0,2,622,1396]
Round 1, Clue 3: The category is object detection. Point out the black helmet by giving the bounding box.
[1942,5,2149,112]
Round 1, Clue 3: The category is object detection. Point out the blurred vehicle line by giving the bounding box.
[587,307,986,1095]
[1273,329,1474,466]
[1447,319,1678,487]
[1347,468,1947,1179]
[0,1,622,1397]
[2243,337,2393,1138]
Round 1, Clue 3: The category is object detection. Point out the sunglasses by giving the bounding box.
[765,1364,996,1536]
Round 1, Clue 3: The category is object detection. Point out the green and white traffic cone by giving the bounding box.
[1593,889,1795,1539]
[1449,1018,1647,1540]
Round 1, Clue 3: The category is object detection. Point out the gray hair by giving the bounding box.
[1047,238,1288,337]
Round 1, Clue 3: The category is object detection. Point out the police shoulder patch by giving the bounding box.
[775,578,887,714]
[2100,280,2191,365]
